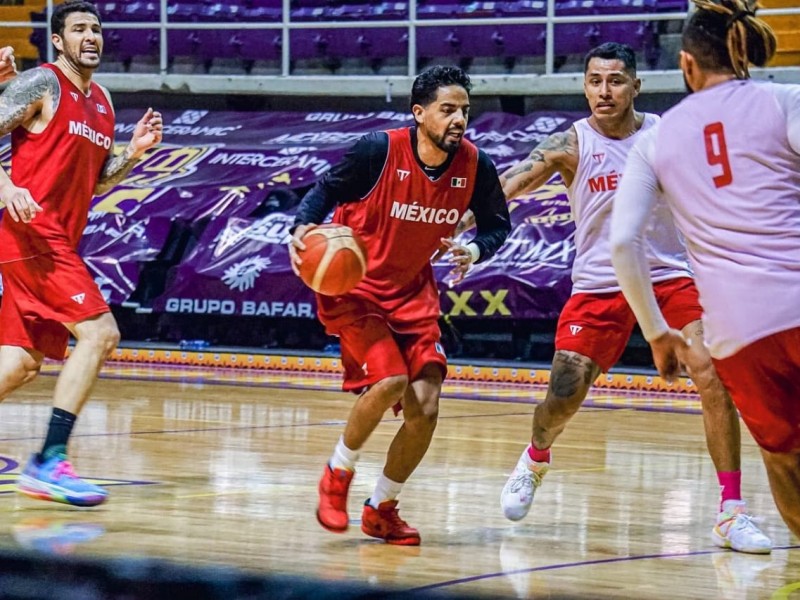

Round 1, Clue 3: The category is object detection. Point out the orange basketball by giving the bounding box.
[297,224,368,296]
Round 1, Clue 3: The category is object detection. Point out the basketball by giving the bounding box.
[297,224,368,296]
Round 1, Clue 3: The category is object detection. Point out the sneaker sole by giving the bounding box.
[361,525,420,546]
[316,509,348,533]
[711,529,772,555]
[17,476,107,508]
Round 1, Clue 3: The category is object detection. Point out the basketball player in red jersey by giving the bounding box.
[289,66,511,545]
[0,1,163,506]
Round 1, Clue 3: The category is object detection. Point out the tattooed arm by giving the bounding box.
[501,127,578,199]
[454,126,579,235]
[94,102,163,196]
[0,68,59,222]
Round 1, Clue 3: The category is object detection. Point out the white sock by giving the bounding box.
[328,436,359,471]
[369,473,403,508]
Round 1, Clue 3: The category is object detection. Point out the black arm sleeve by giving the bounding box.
[293,131,389,227]
[468,150,512,262]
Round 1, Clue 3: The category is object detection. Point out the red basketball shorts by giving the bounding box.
[712,327,800,454]
[555,277,703,372]
[337,315,447,394]
[0,251,110,359]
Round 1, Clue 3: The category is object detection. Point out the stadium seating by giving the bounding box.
[24,0,679,73]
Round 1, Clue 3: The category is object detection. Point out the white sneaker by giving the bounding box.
[712,500,772,554]
[500,448,550,521]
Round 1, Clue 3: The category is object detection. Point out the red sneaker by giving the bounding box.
[361,499,421,546]
[316,464,354,533]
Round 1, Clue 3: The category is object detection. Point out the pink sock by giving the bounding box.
[718,470,742,509]
[527,444,551,463]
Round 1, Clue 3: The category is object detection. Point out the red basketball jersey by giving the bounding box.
[0,63,115,262]
[318,127,478,333]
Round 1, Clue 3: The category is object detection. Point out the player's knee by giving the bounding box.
[549,351,595,400]
[0,359,41,396]
[405,396,439,430]
[82,323,121,356]
[373,374,409,404]
[21,362,41,385]
[688,355,720,396]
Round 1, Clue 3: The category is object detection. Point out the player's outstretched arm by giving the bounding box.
[95,107,163,195]
[500,127,577,200]
[0,67,55,223]
[454,127,578,235]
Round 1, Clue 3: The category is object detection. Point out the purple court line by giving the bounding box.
[410,545,800,592]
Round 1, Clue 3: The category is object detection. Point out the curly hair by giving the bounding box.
[409,65,472,110]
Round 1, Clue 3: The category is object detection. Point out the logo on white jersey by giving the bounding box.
[451,177,467,188]
[71,293,86,304]
[96,103,107,114]
[592,152,605,164]
[570,325,582,335]
[396,169,410,181]
[70,92,79,102]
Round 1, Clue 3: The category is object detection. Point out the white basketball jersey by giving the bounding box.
[567,114,691,293]
[652,80,800,357]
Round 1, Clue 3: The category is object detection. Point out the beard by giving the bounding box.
[431,129,463,153]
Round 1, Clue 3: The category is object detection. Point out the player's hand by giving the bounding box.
[649,329,691,384]
[0,46,17,84]
[0,184,42,223]
[129,108,163,156]
[288,223,316,276]
[440,237,475,286]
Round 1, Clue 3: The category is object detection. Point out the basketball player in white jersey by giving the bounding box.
[611,0,800,538]
[490,42,771,553]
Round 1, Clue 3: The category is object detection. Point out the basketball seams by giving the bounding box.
[300,225,367,295]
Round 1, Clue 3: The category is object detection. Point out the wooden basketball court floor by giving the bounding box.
[0,360,798,599]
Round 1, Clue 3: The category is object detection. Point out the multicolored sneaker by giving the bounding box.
[17,454,108,507]
[712,500,772,554]
[361,499,420,546]
[500,449,549,521]
[316,464,354,533]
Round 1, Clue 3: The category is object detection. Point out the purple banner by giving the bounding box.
[80,213,173,305]
[1,108,581,318]
[152,212,315,318]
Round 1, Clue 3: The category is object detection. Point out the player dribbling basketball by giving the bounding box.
[288,65,511,545]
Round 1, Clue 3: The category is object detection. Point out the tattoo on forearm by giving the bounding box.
[97,145,138,188]
[503,128,578,198]
[0,68,59,135]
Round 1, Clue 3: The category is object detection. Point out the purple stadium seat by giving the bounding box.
[235,30,283,61]
[115,1,160,22]
[416,26,464,58]
[337,27,407,58]
[290,29,332,60]
[103,28,160,62]
[492,24,547,56]
[501,0,545,16]
[418,24,546,59]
